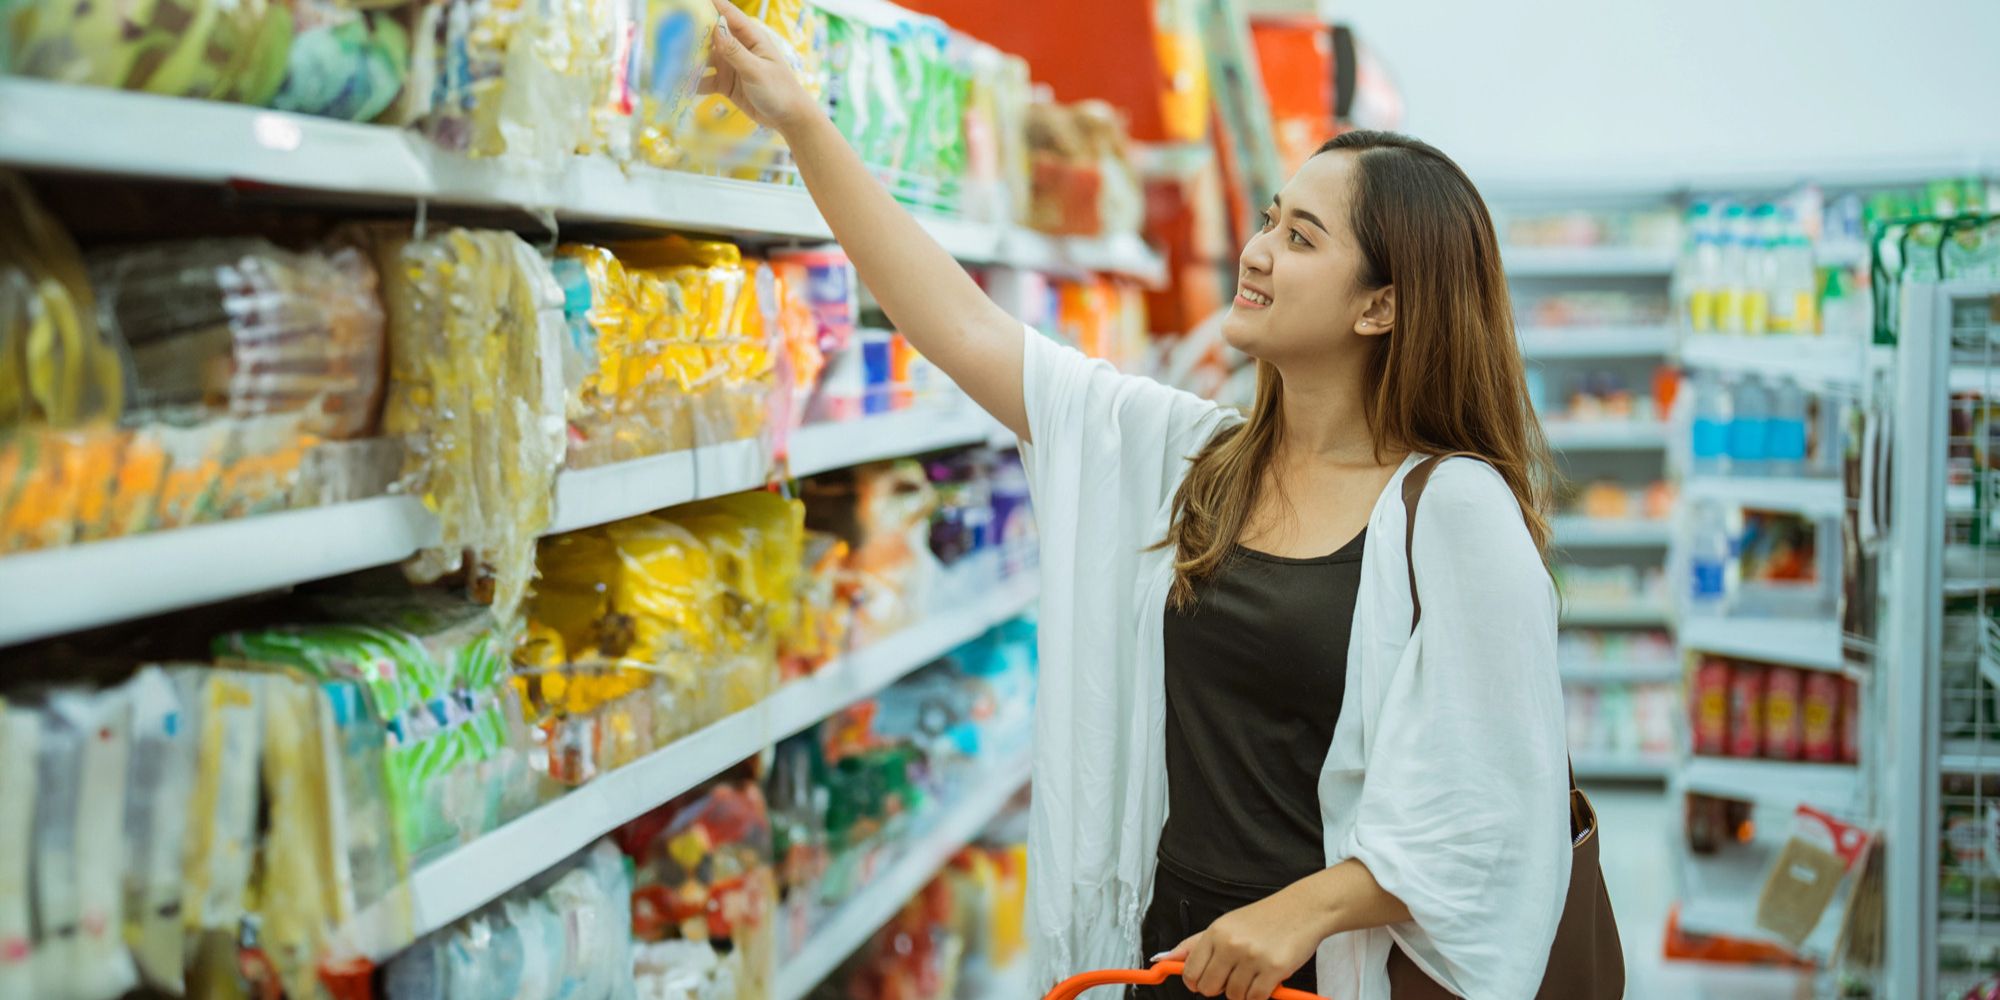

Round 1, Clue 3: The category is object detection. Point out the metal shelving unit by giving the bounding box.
[1878,264,2000,998]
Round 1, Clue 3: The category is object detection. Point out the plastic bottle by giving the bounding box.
[1690,500,1731,611]
[1691,370,1730,474]
[1767,377,1809,476]
[1769,208,1818,335]
[1729,375,1771,475]
[1743,204,1780,335]
[1683,202,1721,332]
[1716,203,1750,334]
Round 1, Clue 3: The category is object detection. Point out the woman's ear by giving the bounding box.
[1355,285,1395,337]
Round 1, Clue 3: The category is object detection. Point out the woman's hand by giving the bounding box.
[1161,887,1326,1000]
[698,0,819,133]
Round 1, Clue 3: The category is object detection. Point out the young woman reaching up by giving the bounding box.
[699,6,1587,998]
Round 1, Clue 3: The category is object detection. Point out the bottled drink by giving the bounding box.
[1743,204,1779,335]
[1691,370,1730,474]
[1690,500,1731,610]
[1770,209,1819,335]
[1717,203,1750,334]
[1729,375,1771,475]
[1683,202,1722,332]
[1767,377,1809,476]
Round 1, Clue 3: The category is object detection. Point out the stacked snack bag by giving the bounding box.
[364,225,568,619]
[1,663,415,999]
[522,491,805,779]
[1,175,394,554]
[553,237,785,468]
[620,778,778,1000]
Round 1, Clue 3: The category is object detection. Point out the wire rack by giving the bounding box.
[1876,212,2000,999]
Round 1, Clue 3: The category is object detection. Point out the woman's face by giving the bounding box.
[1220,151,1393,366]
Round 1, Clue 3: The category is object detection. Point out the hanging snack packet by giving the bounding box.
[268,0,411,122]
[34,689,140,1000]
[632,0,716,170]
[180,672,265,936]
[121,668,197,992]
[0,700,39,997]
[1755,804,1872,948]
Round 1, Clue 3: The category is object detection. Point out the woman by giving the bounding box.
[700,6,1572,999]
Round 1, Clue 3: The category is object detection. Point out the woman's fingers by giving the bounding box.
[1245,970,1284,1000]
[1222,964,1256,1000]
[1191,945,1231,997]
[1180,934,1213,994]
[708,0,768,58]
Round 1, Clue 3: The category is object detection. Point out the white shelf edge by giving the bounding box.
[1679,334,1868,387]
[1560,663,1682,685]
[1570,755,1675,780]
[1,407,1007,647]
[0,494,438,647]
[1561,603,1675,628]
[1551,516,1673,549]
[1680,757,1863,814]
[1542,422,1670,451]
[775,752,1033,1000]
[1678,615,1846,673]
[1502,246,1679,278]
[338,572,1039,959]
[0,78,1163,283]
[1682,475,1846,518]
[1519,325,1674,359]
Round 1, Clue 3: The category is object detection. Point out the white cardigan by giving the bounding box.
[1017,332,1571,1000]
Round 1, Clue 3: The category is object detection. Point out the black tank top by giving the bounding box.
[1158,530,1364,896]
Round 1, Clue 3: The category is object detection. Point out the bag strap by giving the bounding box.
[1401,453,1585,814]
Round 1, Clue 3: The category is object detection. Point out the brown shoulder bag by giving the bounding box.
[1386,454,1625,999]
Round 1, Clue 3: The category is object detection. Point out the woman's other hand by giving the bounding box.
[1161,888,1324,1000]
[698,0,819,133]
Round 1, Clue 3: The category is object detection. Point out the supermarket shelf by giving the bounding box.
[1675,846,1779,945]
[1682,475,1846,518]
[1518,325,1674,359]
[1552,516,1673,549]
[1571,755,1676,780]
[1543,421,1670,451]
[341,573,1040,960]
[0,407,1009,647]
[1561,602,1674,628]
[1680,334,1866,387]
[1502,246,1679,277]
[0,495,438,648]
[1942,740,2000,774]
[1815,241,1871,269]
[1561,662,1682,685]
[1679,615,1846,673]
[775,752,1033,1000]
[549,407,1009,535]
[0,79,1164,283]
[1681,757,1863,813]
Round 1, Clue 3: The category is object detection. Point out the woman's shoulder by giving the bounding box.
[1418,454,1518,514]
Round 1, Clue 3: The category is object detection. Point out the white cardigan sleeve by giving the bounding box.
[1341,459,1571,1000]
[1018,327,1229,504]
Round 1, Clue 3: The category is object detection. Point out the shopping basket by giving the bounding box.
[1042,962,1327,1000]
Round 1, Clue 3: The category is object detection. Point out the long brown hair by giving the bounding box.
[1161,130,1555,608]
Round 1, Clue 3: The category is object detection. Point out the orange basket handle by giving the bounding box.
[1042,961,1329,1000]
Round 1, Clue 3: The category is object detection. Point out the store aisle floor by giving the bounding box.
[1589,784,1814,1000]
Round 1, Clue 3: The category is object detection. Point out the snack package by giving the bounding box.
[180,672,264,936]
[0,172,123,429]
[90,238,387,439]
[268,0,411,121]
[407,0,605,167]
[5,0,285,99]
[1755,805,1871,948]
[32,689,140,1000]
[621,781,776,1000]
[657,0,817,180]
[120,668,198,991]
[632,0,716,169]
[367,226,565,619]
[1727,662,1763,758]
[802,460,941,642]
[1764,665,1803,761]
[0,700,36,997]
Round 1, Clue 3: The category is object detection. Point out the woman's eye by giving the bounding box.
[1261,210,1276,231]
[1289,230,1310,247]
